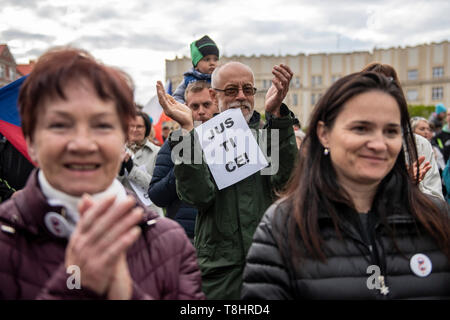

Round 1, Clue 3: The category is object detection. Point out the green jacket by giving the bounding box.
[172,107,297,299]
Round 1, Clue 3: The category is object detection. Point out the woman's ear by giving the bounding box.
[26,137,39,166]
[316,120,329,148]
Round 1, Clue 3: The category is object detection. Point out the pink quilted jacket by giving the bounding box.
[0,170,205,300]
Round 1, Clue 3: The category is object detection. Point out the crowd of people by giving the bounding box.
[0,35,448,300]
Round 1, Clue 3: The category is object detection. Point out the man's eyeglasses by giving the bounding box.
[130,125,145,130]
[213,86,257,97]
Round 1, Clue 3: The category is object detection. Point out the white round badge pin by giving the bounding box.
[44,212,72,238]
[410,253,432,277]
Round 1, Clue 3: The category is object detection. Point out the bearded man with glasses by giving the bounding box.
[156,61,297,300]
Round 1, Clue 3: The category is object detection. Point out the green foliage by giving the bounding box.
[260,112,266,122]
[408,105,435,119]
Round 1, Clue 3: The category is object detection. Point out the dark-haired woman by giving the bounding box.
[242,71,450,299]
[118,111,163,216]
[0,47,204,300]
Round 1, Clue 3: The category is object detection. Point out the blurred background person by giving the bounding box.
[432,108,450,165]
[411,116,446,197]
[294,130,305,149]
[242,71,450,299]
[0,47,204,300]
[292,117,301,131]
[161,122,172,142]
[0,133,34,202]
[411,116,433,141]
[172,35,220,104]
[149,81,218,244]
[428,103,447,135]
[118,111,164,217]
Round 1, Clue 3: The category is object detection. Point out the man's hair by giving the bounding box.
[184,80,211,102]
[211,61,254,89]
[19,46,136,141]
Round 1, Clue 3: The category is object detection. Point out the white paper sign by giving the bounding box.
[195,108,268,190]
[127,165,153,206]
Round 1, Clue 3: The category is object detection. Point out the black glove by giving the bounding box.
[119,157,134,176]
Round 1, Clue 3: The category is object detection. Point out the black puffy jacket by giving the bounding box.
[242,192,450,299]
[0,134,34,202]
[148,140,197,239]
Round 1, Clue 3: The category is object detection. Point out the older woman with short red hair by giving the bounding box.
[0,47,204,300]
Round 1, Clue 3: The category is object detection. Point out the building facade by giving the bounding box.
[0,44,19,87]
[166,41,450,127]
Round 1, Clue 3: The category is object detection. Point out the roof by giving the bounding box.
[16,62,35,76]
[0,44,6,55]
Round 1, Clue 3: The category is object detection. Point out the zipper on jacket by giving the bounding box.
[370,220,390,298]
[340,217,390,298]
[234,185,246,262]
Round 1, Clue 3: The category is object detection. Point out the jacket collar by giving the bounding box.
[248,111,261,129]
[3,169,160,238]
[9,169,65,237]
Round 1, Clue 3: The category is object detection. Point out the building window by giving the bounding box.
[407,89,418,101]
[407,69,418,80]
[331,75,340,83]
[9,67,15,80]
[432,87,443,100]
[0,65,5,78]
[293,94,298,106]
[263,79,272,89]
[311,75,322,87]
[432,67,444,78]
[294,77,300,88]
[311,93,316,105]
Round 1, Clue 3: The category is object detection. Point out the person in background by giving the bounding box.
[432,108,450,164]
[157,61,297,299]
[294,130,305,149]
[0,133,34,202]
[411,132,444,200]
[172,35,220,104]
[411,116,446,173]
[118,111,164,217]
[428,103,447,135]
[292,117,301,131]
[149,81,218,243]
[0,47,204,300]
[242,71,450,299]
[411,116,433,141]
[161,122,172,142]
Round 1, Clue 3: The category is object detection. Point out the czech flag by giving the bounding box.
[143,80,173,144]
[0,76,35,164]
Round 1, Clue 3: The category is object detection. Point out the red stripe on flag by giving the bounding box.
[153,113,172,145]
[0,120,36,165]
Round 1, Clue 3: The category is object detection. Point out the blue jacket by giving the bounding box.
[148,140,197,238]
[172,68,211,103]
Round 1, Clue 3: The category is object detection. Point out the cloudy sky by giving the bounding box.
[1,0,449,105]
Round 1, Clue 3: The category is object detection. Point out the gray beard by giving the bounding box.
[219,100,254,123]
[244,110,254,123]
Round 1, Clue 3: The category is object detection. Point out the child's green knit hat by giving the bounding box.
[190,35,219,67]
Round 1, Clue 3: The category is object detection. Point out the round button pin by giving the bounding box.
[44,212,72,238]
[410,253,432,277]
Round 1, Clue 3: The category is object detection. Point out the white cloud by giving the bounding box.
[1,0,449,104]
